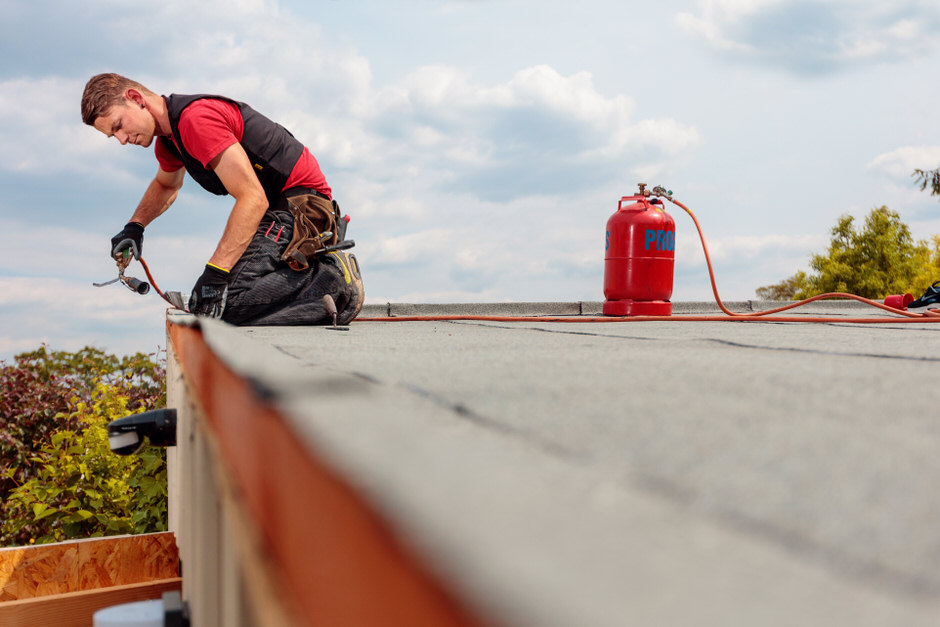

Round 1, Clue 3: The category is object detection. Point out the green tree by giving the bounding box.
[914,168,940,198]
[0,345,166,546]
[755,271,808,300]
[911,235,940,292]
[756,207,940,300]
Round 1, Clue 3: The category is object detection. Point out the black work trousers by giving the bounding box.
[220,194,361,326]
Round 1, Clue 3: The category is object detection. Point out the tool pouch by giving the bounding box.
[280,192,348,271]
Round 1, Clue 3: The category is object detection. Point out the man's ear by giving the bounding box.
[125,88,146,108]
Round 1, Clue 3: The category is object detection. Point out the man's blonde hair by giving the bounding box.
[81,73,155,125]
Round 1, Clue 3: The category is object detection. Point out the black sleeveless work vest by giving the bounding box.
[160,94,305,207]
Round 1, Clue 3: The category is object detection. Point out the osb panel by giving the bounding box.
[0,577,182,627]
[0,532,178,601]
[0,544,80,601]
[77,532,177,590]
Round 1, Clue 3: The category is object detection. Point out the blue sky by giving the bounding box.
[2,0,940,359]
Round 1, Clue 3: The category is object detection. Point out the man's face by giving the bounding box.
[93,99,156,148]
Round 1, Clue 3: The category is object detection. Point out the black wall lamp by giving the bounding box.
[107,408,177,455]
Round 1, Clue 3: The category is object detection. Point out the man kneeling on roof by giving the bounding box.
[81,73,363,325]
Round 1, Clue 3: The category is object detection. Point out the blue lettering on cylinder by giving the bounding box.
[645,228,676,251]
[606,230,609,251]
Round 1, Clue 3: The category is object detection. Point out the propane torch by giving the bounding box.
[93,250,151,294]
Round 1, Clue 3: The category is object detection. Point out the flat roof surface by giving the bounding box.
[179,302,940,627]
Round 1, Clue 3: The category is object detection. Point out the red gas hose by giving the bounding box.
[138,256,177,307]
[358,195,940,325]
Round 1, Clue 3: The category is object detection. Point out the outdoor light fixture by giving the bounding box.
[107,408,177,455]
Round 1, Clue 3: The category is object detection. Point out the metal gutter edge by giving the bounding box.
[358,300,876,318]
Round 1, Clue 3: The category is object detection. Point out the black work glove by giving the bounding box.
[188,264,230,318]
[110,222,145,261]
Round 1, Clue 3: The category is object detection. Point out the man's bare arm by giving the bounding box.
[205,142,269,270]
[129,167,185,226]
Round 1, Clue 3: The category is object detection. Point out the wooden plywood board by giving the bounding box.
[0,532,178,601]
[0,577,182,627]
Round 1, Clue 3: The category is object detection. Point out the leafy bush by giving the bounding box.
[756,207,940,300]
[755,271,809,301]
[2,383,167,544]
[0,346,166,546]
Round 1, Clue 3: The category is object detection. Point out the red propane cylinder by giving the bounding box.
[603,185,676,316]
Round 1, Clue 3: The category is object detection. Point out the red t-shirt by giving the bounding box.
[155,99,332,198]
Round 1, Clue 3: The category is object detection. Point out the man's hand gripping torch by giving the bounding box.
[94,250,151,295]
[94,250,187,310]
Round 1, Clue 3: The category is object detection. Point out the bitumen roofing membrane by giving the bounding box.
[172,301,940,627]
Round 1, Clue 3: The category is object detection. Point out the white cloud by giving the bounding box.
[0,218,215,286]
[365,64,701,201]
[0,77,149,182]
[867,146,940,179]
[6,2,698,207]
[0,216,220,361]
[0,277,168,360]
[366,229,456,267]
[677,232,825,267]
[677,0,940,74]
[671,232,828,300]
